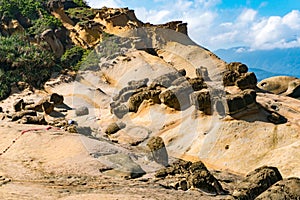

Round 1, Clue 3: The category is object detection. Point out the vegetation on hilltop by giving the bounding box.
[0,0,91,100]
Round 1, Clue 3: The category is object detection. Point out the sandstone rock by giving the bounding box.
[284,79,300,98]
[190,90,212,114]
[113,79,148,101]
[255,177,300,200]
[257,76,298,95]
[147,136,168,167]
[41,29,64,58]
[233,166,283,200]
[75,106,89,116]
[42,101,55,115]
[236,72,257,90]
[226,62,248,74]
[150,72,182,89]
[13,99,25,112]
[112,104,129,118]
[50,93,64,105]
[159,85,193,111]
[196,66,210,81]
[223,70,239,86]
[155,159,227,194]
[101,154,146,179]
[105,122,126,135]
[11,110,37,121]
[67,125,78,133]
[188,77,206,91]
[128,89,161,112]
[226,89,257,115]
[19,115,47,125]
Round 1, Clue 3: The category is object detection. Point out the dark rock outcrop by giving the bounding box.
[190,90,212,114]
[128,89,161,112]
[105,122,126,135]
[233,166,283,200]
[147,136,168,167]
[226,89,257,115]
[236,72,257,90]
[50,93,64,105]
[255,177,300,200]
[226,62,248,74]
[42,101,55,114]
[155,159,227,195]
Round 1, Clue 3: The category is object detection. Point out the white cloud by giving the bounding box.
[87,0,124,8]
[238,9,257,22]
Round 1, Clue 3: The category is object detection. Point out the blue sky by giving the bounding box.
[87,0,300,50]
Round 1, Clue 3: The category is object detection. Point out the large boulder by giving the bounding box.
[233,166,283,200]
[236,72,257,90]
[226,62,248,74]
[50,93,64,105]
[147,136,169,167]
[105,122,126,135]
[159,85,193,111]
[255,177,300,200]
[190,89,212,114]
[42,101,55,115]
[226,89,257,115]
[155,159,227,194]
[257,76,298,95]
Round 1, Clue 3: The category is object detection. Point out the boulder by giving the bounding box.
[19,115,47,125]
[75,106,89,116]
[101,154,146,179]
[226,94,246,114]
[112,104,129,119]
[195,66,210,81]
[42,101,55,115]
[188,77,206,91]
[159,85,193,110]
[50,93,64,105]
[255,177,300,200]
[236,72,257,90]
[226,62,248,74]
[105,122,126,135]
[233,166,283,200]
[257,76,298,95]
[11,110,37,121]
[190,90,212,114]
[223,70,239,86]
[147,136,169,167]
[155,159,227,194]
[128,89,161,112]
[187,161,228,195]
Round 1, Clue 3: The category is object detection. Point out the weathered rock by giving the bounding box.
[233,166,283,200]
[284,79,300,98]
[113,78,148,101]
[105,122,126,135]
[226,90,256,115]
[257,76,298,95]
[11,110,37,121]
[187,161,227,195]
[223,70,239,86]
[128,89,161,112]
[267,112,287,124]
[112,104,129,118]
[255,177,300,200]
[41,29,64,58]
[190,90,212,114]
[188,77,206,91]
[50,93,64,105]
[147,136,168,167]
[236,72,257,90]
[226,62,248,74]
[196,66,210,81]
[150,72,182,89]
[101,154,146,179]
[155,159,227,194]
[19,115,47,125]
[159,85,193,110]
[67,125,77,133]
[75,106,89,116]
[13,99,25,112]
[42,101,55,114]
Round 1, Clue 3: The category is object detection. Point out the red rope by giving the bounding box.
[0,126,56,156]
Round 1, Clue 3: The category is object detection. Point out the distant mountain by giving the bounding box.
[214,47,300,81]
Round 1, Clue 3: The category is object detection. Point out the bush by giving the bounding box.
[0,35,57,99]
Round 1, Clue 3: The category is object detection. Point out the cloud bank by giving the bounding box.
[87,0,300,50]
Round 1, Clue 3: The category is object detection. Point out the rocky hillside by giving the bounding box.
[0,0,300,199]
